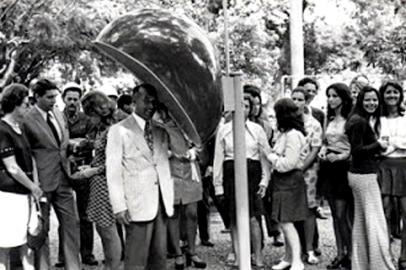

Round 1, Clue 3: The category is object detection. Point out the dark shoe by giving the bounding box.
[82,257,98,266]
[186,254,207,269]
[399,260,406,270]
[314,207,328,219]
[327,256,348,269]
[313,248,322,256]
[201,240,215,247]
[54,262,65,268]
[175,255,185,270]
[272,235,284,247]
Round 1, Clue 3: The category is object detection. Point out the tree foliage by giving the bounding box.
[0,0,405,94]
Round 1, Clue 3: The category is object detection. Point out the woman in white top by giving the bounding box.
[213,96,271,267]
[378,80,406,270]
[291,87,323,265]
[262,98,307,270]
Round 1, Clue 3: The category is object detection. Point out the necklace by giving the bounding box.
[2,118,21,134]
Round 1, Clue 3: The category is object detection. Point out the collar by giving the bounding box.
[222,119,256,138]
[132,112,146,131]
[35,105,53,121]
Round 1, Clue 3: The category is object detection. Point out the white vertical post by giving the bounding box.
[232,73,251,270]
[290,0,304,88]
[222,0,251,267]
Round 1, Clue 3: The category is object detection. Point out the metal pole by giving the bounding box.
[290,0,304,88]
[223,0,230,75]
[222,1,251,267]
[232,73,251,270]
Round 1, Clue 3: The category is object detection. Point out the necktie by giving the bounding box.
[144,121,154,152]
[47,113,60,146]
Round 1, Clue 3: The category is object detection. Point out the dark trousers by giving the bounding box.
[197,176,230,241]
[58,182,94,262]
[124,203,167,270]
[35,184,81,270]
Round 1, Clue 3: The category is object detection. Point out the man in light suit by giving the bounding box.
[106,83,174,270]
[23,78,81,270]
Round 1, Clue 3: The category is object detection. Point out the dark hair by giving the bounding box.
[117,94,132,110]
[274,98,306,136]
[325,83,353,120]
[379,80,405,117]
[350,86,381,134]
[243,95,253,116]
[243,84,261,97]
[297,77,318,91]
[243,84,262,118]
[291,86,309,102]
[1,83,29,114]
[31,78,59,97]
[62,87,82,99]
[132,83,157,102]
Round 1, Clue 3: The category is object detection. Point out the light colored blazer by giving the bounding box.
[23,106,71,192]
[106,115,174,222]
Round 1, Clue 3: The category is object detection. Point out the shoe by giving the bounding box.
[82,257,98,266]
[306,251,319,265]
[327,256,349,269]
[313,248,322,256]
[175,255,185,270]
[272,260,291,270]
[201,240,215,247]
[314,207,328,219]
[272,235,284,247]
[186,254,206,268]
[54,262,64,268]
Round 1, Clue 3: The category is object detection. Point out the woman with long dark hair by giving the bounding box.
[262,98,307,270]
[318,83,353,269]
[345,86,395,270]
[378,80,406,270]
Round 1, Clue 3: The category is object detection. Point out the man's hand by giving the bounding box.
[115,210,131,225]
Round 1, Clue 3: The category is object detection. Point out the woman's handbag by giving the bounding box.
[27,196,47,250]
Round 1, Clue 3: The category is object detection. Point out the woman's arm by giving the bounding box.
[213,127,225,196]
[347,117,382,156]
[3,156,43,199]
[267,131,304,173]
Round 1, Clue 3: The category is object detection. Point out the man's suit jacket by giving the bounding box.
[23,106,70,192]
[311,106,325,130]
[106,115,174,222]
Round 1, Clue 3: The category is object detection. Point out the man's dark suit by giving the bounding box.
[23,106,81,270]
[311,106,325,129]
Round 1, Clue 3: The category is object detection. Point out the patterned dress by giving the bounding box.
[303,112,323,208]
[86,130,115,228]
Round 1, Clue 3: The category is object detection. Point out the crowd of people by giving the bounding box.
[0,74,405,270]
